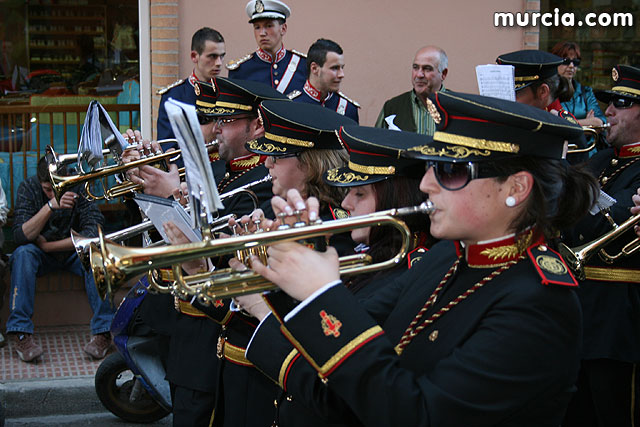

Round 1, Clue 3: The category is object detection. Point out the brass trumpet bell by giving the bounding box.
[559,212,640,280]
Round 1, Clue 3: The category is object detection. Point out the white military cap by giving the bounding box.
[246,0,291,22]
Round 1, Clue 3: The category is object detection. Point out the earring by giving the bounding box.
[505,196,516,207]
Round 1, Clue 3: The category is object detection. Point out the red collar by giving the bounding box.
[188,70,198,87]
[303,80,332,103]
[256,45,286,63]
[455,230,541,268]
[228,154,267,171]
[616,141,640,158]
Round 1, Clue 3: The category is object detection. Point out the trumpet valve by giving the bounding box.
[293,209,306,228]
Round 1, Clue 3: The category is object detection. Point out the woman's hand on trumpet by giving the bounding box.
[248,189,339,302]
[229,209,274,235]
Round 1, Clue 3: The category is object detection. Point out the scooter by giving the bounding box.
[94,277,172,423]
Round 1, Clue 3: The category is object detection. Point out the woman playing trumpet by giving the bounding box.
[242,92,600,426]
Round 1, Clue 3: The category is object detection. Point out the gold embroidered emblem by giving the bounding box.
[612,67,619,82]
[479,231,533,260]
[536,255,567,275]
[629,146,640,154]
[232,156,261,168]
[407,145,492,159]
[255,0,264,13]
[325,169,368,184]
[194,83,200,96]
[332,208,349,219]
[426,98,441,124]
[428,330,438,342]
[320,310,342,337]
[247,140,287,153]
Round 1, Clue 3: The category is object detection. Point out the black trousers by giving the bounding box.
[170,384,215,427]
[563,359,640,427]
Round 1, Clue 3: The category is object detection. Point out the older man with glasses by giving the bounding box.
[562,64,640,427]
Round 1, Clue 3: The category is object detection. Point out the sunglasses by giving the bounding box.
[427,161,503,191]
[196,114,254,126]
[609,97,635,109]
[562,57,581,67]
[269,152,300,164]
[197,113,216,125]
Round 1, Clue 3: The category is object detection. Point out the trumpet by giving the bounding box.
[72,175,271,274]
[48,140,218,201]
[567,124,611,154]
[89,201,435,303]
[559,212,640,280]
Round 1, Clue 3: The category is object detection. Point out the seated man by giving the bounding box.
[6,156,114,362]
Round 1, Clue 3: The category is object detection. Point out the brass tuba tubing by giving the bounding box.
[567,124,611,154]
[559,212,640,280]
[90,202,435,300]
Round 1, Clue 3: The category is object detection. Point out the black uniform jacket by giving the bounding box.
[564,142,640,362]
[198,205,355,427]
[165,155,274,393]
[246,247,429,427]
[248,237,583,427]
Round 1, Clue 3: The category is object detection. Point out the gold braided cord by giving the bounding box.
[215,101,253,111]
[434,131,520,154]
[264,132,314,148]
[348,161,395,175]
[611,86,640,97]
[196,100,216,108]
[514,75,540,82]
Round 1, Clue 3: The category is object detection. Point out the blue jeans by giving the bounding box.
[6,243,114,335]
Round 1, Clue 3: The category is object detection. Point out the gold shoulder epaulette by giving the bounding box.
[287,90,302,100]
[156,78,186,95]
[291,49,307,58]
[226,53,253,71]
[338,91,361,108]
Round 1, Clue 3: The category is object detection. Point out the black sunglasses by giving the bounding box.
[197,113,216,125]
[609,97,635,109]
[562,57,581,67]
[427,161,503,191]
[269,152,300,163]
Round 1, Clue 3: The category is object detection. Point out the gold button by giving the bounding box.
[286,395,293,402]
[273,399,278,407]
[428,330,439,342]
[611,158,618,166]
[274,79,280,85]
[273,63,278,69]
[538,245,547,251]
[601,177,608,185]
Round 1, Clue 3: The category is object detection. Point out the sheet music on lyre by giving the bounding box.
[475,64,516,101]
[165,98,224,230]
[77,100,129,173]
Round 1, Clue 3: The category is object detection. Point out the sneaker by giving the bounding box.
[10,333,43,362]
[83,333,112,359]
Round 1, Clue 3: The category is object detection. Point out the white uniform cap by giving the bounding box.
[246,0,291,22]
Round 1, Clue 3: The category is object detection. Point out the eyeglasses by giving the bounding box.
[269,152,300,164]
[197,114,216,125]
[609,97,635,109]
[562,57,581,67]
[215,115,254,128]
[426,161,502,191]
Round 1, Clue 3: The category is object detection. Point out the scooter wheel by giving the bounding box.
[95,352,170,423]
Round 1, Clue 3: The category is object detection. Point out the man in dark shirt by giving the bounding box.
[6,156,114,362]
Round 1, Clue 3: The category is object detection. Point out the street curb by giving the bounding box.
[0,376,104,418]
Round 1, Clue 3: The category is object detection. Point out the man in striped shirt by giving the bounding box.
[375,45,448,135]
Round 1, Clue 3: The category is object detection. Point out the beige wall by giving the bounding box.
[176,0,533,126]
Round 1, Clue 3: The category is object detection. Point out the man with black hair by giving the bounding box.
[157,27,226,140]
[287,38,360,123]
[226,0,306,94]
[6,157,113,362]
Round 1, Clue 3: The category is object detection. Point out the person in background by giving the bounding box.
[6,157,113,362]
[551,41,606,128]
[375,45,448,134]
[156,27,225,140]
[0,178,9,348]
[288,38,360,123]
[227,0,307,95]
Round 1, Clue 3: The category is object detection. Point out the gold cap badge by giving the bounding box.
[612,67,619,82]
[255,0,265,13]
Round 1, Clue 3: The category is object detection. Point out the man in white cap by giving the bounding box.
[226,0,307,94]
